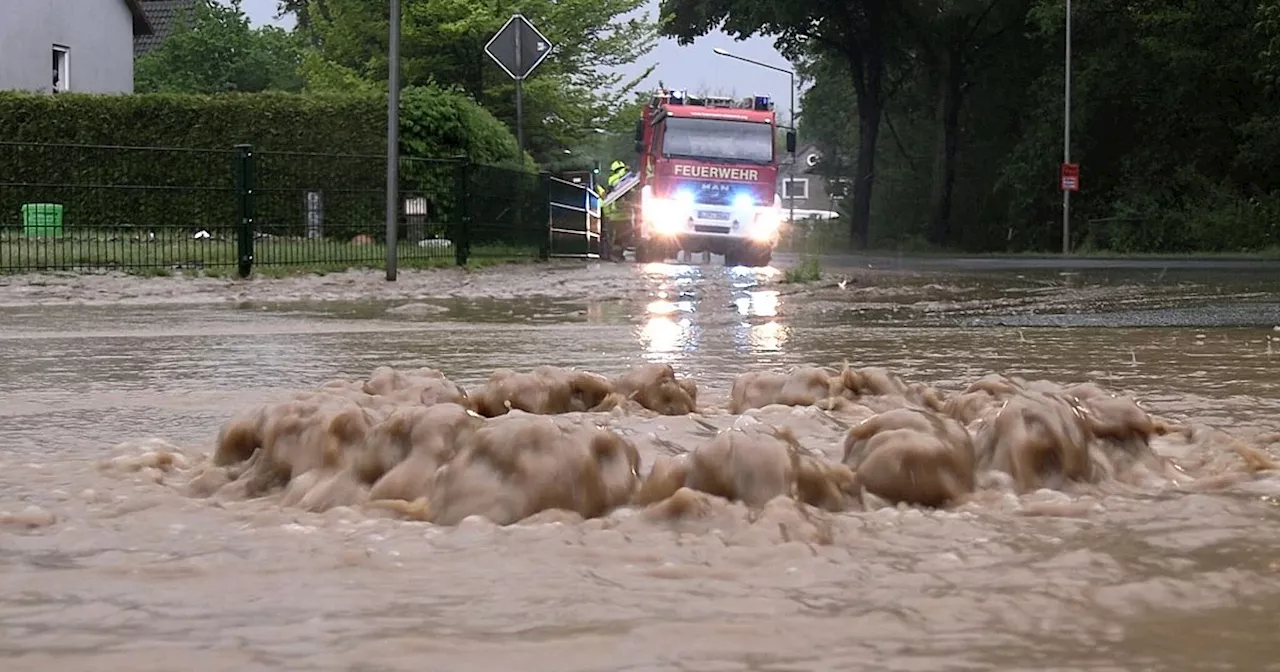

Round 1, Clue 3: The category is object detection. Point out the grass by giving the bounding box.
[0,230,542,277]
[775,227,848,256]
[781,256,822,284]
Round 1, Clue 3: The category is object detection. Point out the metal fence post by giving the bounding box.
[234,143,256,278]
[455,159,471,266]
[539,171,552,261]
[589,186,601,259]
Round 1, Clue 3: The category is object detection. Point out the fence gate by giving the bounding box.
[545,174,601,259]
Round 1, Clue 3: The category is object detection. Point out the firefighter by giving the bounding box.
[601,161,628,221]
[607,160,629,189]
[602,160,630,260]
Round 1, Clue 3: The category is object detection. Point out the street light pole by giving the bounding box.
[1062,0,1072,255]
[385,0,401,281]
[788,68,794,229]
[712,48,796,228]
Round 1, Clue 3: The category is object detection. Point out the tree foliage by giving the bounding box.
[132,0,658,168]
[290,0,658,163]
[135,0,304,94]
[787,0,1280,253]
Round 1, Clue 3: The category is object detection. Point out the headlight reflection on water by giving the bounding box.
[640,315,697,359]
[734,290,779,318]
[730,319,790,354]
[646,299,695,316]
[639,259,788,360]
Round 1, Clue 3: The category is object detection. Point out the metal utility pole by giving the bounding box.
[713,48,796,227]
[385,0,401,281]
[787,68,795,229]
[1062,0,1072,255]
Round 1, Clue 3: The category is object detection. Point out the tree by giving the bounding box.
[554,93,652,173]
[288,0,658,164]
[798,49,935,247]
[659,0,899,248]
[992,0,1272,251]
[792,0,1280,253]
[897,0,1033,246]
[135,0,303,94]
[277,0,324,38]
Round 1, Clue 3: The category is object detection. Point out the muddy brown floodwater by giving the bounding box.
[2,261,1280,672]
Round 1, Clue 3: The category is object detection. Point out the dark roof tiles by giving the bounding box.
[124,0,155,35]
[133,0,200,57]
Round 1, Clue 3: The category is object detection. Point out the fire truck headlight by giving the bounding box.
[751,210,781,240]
[653,216,683,235]
[674,189,695,208]
[732,193,755,210]
[645,197,686,236]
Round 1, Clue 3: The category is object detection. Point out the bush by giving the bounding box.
[0,87,534,241]
[0,86,529,162]
[394,86,538,242]
[0,90,379,152]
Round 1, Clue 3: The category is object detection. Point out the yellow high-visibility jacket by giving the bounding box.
[602,166,627,219]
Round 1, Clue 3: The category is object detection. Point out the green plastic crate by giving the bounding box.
[21,203,64,236]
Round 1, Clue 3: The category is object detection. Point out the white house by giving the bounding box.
[0,0,154,94]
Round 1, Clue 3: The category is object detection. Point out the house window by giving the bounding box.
[782,178,809,200]
[52,45,70,93]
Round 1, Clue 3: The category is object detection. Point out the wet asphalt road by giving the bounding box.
[785,252,1280,273]
[767,252,1280,330]
[960,305,1280,328]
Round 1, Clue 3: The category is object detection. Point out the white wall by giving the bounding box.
[0,0,136,94]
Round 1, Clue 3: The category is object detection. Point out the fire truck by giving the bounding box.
[609,87,793,267]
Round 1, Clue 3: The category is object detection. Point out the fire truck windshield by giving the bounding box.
[661,117,774,164]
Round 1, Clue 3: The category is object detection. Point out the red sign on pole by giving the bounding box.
[1060,162,1080,192]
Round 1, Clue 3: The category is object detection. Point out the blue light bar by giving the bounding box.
[753,95,770,111]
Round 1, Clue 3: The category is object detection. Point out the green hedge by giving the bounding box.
[0,87,535,241]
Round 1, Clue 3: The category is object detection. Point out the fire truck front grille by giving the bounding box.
[693,225,732,234]
[679,180,733,205]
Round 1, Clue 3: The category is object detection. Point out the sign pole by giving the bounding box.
[1062,0,1071,255]
[385,0,401,281]
[484,14,553,157]
[514,25,525,155]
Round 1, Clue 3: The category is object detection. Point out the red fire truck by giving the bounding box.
[623,88,793,267]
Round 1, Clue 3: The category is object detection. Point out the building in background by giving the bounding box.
[777,143,843,220]
[0,0,154,94]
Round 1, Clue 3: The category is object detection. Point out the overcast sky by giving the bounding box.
[231,0,802,118]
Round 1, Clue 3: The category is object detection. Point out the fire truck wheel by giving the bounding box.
[750,246,773,267]
[729,244,771,268]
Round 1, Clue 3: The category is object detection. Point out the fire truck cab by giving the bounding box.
[628,88,792,267]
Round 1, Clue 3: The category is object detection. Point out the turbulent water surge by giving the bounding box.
[1,260,1279,671]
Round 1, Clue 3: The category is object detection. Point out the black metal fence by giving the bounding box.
[0,141,601,275]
